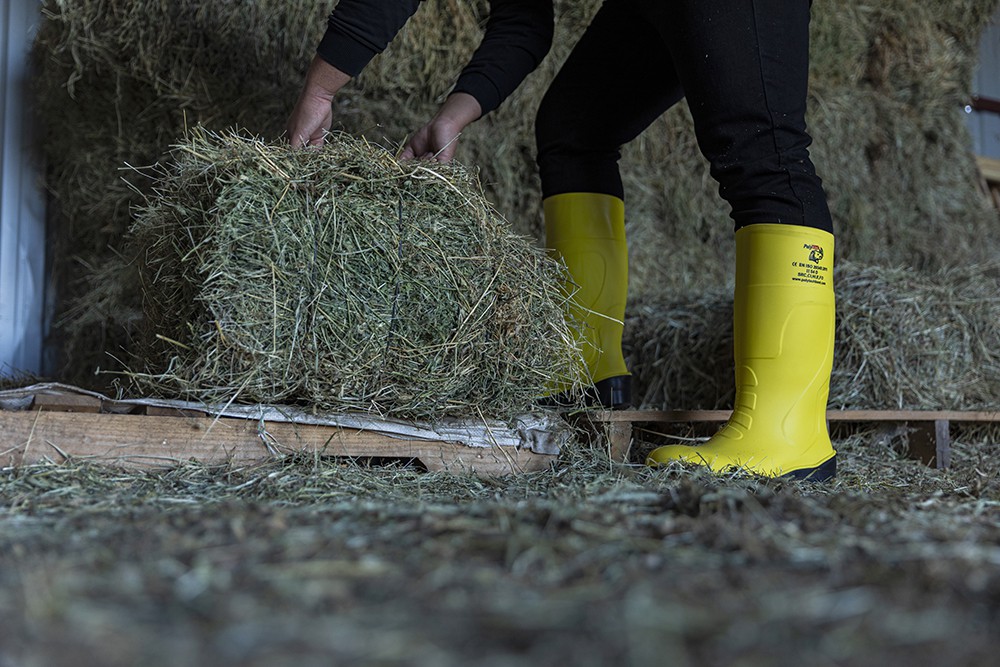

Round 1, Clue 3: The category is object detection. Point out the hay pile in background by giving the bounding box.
[626,262,1000,411]
[805,0,1000,272]
[621,0,1000,292]
[376,0,1000,292]
[127,129,583,418]
[31,0,1000,410]
[32,0,325,381]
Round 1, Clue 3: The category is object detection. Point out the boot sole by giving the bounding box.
[539,375,632,410]
[782,455,837,482]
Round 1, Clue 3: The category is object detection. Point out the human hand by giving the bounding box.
[399,93,482,162]
[287,56,351,148]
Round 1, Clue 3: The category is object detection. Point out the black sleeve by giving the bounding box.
[452,0,555,115]
[316,0,423,77]
[316,0,553,116]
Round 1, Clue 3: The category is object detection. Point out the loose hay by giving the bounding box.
[626,262,1000,411]
[127,129,585,419]
[3,428,1000,665]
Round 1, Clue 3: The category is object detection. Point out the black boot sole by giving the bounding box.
[782,455,837,482]
[591,375,631,409]
[539,375,632,410]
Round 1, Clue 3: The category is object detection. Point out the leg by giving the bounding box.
[536,0,683,406]
[640,0,832,232]
[536,0,683,199]
[644,1,837,478]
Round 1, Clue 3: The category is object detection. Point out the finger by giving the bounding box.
[287,124,315,148]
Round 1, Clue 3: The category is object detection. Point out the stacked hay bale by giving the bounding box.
[32,0,325,380]
[31,0,1000,413]
[127,129,584,418]
[622,0,1000,292]
[626,263,1000,411]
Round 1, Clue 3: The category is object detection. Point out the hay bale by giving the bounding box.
[127,129,584,418]
[625,262,1000,411]
[807,0,1000,277]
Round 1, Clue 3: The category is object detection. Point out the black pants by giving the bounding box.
[535,0,833,233]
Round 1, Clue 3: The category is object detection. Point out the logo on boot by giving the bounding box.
[793,243,830,285]
[804,244,824,263]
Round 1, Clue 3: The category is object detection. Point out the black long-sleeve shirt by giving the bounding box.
[316,0,554,114]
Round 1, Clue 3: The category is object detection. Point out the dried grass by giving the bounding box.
[627,262,1000,411]
[2,426,999,665]
[126,128,585,418]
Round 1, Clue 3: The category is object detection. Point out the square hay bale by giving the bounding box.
[128,129,585,420]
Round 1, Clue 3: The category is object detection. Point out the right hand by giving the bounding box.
[287,56,351,148]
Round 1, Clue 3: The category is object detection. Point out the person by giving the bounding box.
[288,0,838,481]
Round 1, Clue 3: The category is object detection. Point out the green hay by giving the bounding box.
[127,128,585,418]
[626,262,1000,411]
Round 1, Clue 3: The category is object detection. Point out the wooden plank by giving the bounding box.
[977,156,1000,183]
[32,392,102,413]
[594,410,731,423]
[0,411,553,476]
[606,421,633,462]
[591,409,1000,423]
[569,414,634,463]
[824,409,1000,422]
[935,419,952,469]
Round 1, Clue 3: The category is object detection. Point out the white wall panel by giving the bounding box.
[967,8,1000,159]
[0,0,46,377]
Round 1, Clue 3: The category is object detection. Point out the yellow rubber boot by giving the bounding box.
[545,193,631,407]
[647,223,837,480]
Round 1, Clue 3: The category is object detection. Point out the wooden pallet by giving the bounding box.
[585,409,1000,469]
[5,389,995,473]
[0,392,555,476]
[978,155,1000,211]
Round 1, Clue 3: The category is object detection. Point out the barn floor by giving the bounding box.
[1,429,999,666]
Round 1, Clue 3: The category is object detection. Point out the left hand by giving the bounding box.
[400,93,483,163]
